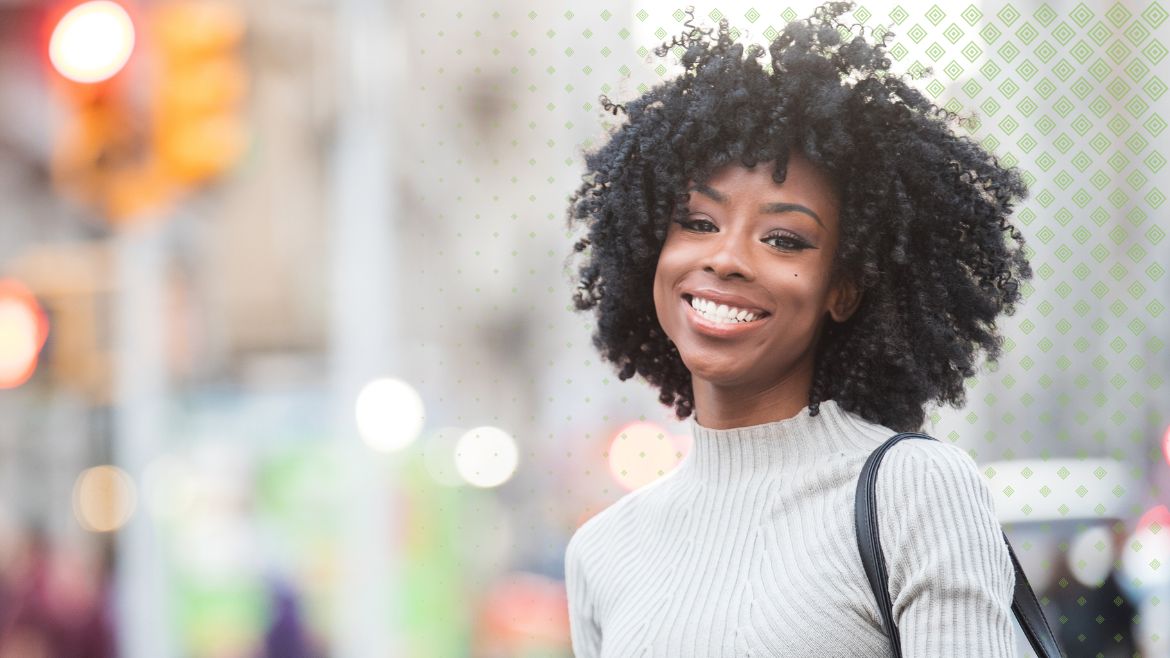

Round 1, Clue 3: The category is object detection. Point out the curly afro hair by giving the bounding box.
[564,1,1032,433]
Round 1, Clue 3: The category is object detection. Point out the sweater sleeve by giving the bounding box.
[565,527,603,658]
[874,440,1018,658]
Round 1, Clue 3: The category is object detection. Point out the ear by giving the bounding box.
[827,277,862,323]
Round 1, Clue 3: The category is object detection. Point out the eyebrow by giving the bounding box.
[689,183,824,229]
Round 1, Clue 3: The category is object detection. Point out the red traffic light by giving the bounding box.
[48,1,136,84]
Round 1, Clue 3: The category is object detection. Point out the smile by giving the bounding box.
[681,295,771,337]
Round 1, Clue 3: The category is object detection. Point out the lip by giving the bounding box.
[682,296,771,338]
[682,289,771,315]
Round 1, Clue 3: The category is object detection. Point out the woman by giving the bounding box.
[563,2,1032,657]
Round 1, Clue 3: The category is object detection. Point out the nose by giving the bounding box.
[701,225,755,281]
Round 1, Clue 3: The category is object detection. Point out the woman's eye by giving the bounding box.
[765,234,810,251]
[676,217,715,231]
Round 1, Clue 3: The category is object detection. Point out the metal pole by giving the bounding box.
[112,218,176,658]
[328,0,406,655]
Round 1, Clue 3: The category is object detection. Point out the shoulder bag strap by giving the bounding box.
[854,431,1065,657]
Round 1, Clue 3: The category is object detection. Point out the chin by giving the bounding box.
[680,358,756,387]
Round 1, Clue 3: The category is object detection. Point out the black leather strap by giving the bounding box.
[854,432,1065,657]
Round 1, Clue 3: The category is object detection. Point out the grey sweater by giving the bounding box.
[564,398,1018,657]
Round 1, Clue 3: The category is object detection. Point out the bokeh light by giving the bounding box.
[0,279,50,389]
[354,377,425,452]
[1067,524,1115,588]
[606,421,688,492]
[48,1,135,84]
[1136,504,1170,535]
[478,572,570,655]
[1162,422,1170,468]
[72,465,137,532]
[454,426,518,488]
[1121,505,1170,591]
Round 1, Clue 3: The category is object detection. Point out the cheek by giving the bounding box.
[652,255,674,316]
[653,242,683,292]
[770,265,834,315]
[653,242,694,331]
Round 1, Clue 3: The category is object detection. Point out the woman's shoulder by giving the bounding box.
[870,435,1002,531]
[836,401,984,479]
[877,435,986,482]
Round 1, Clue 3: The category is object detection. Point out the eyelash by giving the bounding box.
[674,217,811,251]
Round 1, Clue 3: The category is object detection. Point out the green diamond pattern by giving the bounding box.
[1143,3,1169,27]
[999,5,1022,26]
[1053,22,1076,45]
[1126,20,1152,46]
[1144,39,1169,62]
[1071,40,1095,63]
[1034,40,1058,63]
[1088,21,1111,46]
[943,23,965,44]
[1070,3,1095,28]
[981,23,1003,43]
[1107,3,1133,28]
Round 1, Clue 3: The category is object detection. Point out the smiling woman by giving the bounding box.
[561,1,1050,657]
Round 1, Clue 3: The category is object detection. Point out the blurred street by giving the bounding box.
[0,0,1168,656]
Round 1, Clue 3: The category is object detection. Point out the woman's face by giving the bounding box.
[652,152,860,418]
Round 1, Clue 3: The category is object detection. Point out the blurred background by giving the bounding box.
[0,0,1167,656]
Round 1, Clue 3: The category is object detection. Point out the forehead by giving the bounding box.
[687,153,840,215]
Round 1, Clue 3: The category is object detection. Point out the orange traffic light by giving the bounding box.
[149,0,249,184]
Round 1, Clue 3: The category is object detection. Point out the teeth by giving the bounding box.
[689,296,759,323]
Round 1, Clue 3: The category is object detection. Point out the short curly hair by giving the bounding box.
[564,1,1032,433]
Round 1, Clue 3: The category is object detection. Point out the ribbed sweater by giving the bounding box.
[564,398,1018,657]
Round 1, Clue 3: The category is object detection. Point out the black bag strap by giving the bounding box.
[854,431,1065,657]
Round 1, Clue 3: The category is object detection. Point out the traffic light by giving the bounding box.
[45,0,166,222]
[44,0,248,224]
[149,0,248,185]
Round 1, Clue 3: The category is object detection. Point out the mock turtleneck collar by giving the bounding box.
[680,399,892,481]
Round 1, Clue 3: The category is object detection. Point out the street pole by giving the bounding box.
[327,0,407,655]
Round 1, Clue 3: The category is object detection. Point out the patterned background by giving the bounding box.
[402,1,1166,654]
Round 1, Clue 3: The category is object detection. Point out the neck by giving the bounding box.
[689,361,815,430]
[679,398,885,481]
